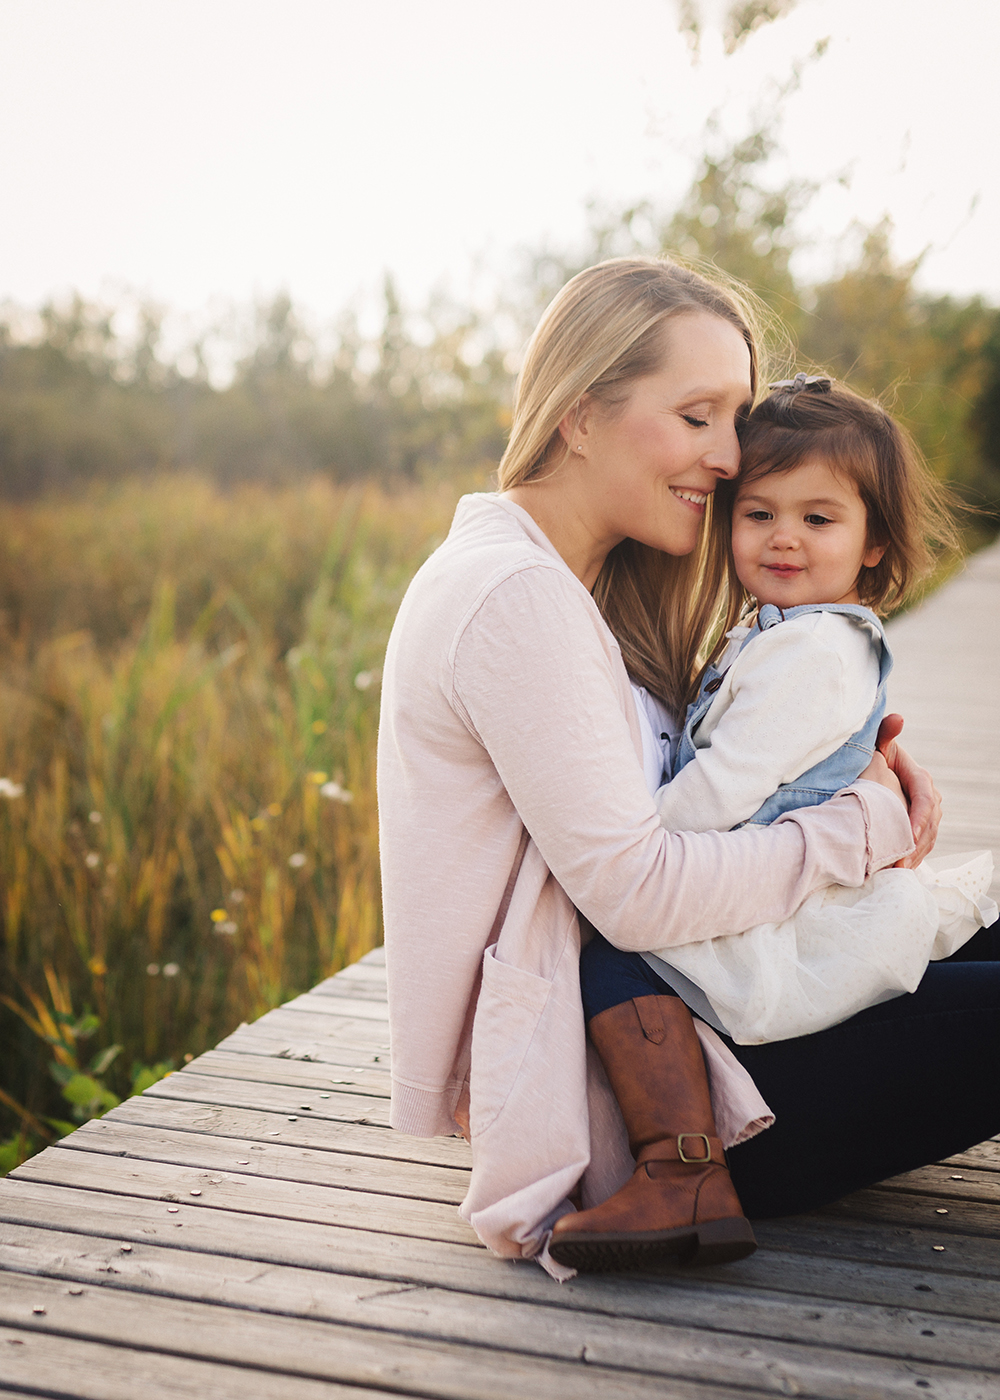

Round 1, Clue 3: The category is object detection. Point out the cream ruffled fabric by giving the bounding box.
[663,852,997,1045]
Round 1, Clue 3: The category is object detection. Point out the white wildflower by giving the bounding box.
[163,963,180,978]
[85,852,101,868]
[228,889,245,904]
[217,920,238,935]
[88,811,102,824]
[0,779,24,799]
[147,963,160,976]
[320,781,353,804]
[288,852,307,869]
[354,669,381,692]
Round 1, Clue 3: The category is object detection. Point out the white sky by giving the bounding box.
[0,0,997,331]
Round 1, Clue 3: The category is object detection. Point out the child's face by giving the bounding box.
[731,457,886,608]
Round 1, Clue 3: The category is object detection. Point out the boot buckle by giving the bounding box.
[677,1133,711,1164]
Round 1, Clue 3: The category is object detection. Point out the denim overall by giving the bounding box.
[676,602,893,828]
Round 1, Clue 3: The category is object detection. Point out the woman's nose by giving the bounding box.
[705,427,741,479]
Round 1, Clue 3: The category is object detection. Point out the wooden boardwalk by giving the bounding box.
[1,540,998,1400]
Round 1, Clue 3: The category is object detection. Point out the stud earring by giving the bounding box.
[576,445,583,453]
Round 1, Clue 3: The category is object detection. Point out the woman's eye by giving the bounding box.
[682,414,709,428]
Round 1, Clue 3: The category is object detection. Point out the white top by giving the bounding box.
[635,611,994,1045]
[655,611,882,834]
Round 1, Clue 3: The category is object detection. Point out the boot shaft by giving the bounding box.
[588,995,717,1155]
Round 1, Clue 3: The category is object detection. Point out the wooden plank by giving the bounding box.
[0,1328,399,1400]
[213,1025,391,1065]
[818,1187,1000,1239]
[0,1273,779,1400]
[141,1071,392,1126]
[281,993,389,1021]
[228,1005,392,1047]
[755,1215,1000,1277]
[6,1260,1000,1399]
[4,1221,1000,1375]
[9,1146,478,1246]
[874,1164,1000,1203]
[3,1179,998,1331]
[171,1048,391,1097]
[308,979,388,1002]
[885,540,1000,892]
[56,1119,470,1204]
[101,1091,471,1169]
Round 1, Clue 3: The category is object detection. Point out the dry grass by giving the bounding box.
[0,472,470,1166]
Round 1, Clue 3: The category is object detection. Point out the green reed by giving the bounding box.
[0,472,468,1169]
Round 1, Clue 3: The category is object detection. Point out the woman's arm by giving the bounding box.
[452,568,914,952]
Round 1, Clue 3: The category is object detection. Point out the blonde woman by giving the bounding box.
[377,259,933,1279]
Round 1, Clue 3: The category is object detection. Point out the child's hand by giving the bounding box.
[876,713,943,866]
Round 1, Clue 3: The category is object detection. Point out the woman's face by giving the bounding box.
[576,311,752,558]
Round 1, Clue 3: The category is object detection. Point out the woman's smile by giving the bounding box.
[669,486,710,511]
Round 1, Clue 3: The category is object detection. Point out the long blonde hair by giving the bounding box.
[498,257,763,717]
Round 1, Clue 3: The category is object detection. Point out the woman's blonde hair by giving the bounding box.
[709,379,962,655]
[498,257,763,717]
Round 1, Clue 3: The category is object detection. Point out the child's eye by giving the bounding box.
[682,414,709,428]
[805,514,833,526]
[745,510,772,522]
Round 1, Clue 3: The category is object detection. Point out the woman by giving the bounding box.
[377,258,939,1279]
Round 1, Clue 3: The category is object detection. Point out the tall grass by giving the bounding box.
[0,473,469,1168]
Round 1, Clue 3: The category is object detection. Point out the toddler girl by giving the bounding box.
[632,375,996,1044]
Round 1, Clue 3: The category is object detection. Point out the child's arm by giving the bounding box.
[655,614,881,833]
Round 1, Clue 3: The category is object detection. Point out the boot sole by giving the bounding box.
[549,1215,756,1274]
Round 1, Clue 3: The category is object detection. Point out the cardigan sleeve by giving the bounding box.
[451,567,913,951]
[654,615,881,834]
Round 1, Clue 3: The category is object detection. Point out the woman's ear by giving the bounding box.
[863,540,888,569]
[557,395,593,452]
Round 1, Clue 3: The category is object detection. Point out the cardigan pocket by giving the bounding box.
[469,943,553,1138]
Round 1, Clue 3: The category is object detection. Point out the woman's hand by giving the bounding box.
[873,713,942,867]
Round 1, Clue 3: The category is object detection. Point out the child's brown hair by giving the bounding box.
[709,377,961,651]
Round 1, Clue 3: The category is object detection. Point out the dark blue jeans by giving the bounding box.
[579,920,1000,1218]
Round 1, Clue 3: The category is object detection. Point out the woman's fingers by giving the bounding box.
[892,745,943,866]
[875,712,904,768]
[875,715,942,866]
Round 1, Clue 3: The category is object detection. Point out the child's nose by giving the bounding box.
[769,523,801,549]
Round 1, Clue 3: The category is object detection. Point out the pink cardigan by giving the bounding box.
[377,494,914,1275]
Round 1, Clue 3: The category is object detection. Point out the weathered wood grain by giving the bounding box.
[0,1273,787,1400]
[3,1179,998,1328]
[4,1221,1000,1374]
[99,1092,471,1168]
[886,539,1000,891]
[10,1146,477,1246]
[0,1329,400,1400]
[172,1047,391,1097]
[56,1118,470,1203]
[5,1257,1000,1399]
[141,1070,392,1125]
[281,993,389,1021]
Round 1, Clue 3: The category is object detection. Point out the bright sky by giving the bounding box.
[0,0,996,329]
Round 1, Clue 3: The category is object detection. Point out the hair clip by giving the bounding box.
[768,372,832,395]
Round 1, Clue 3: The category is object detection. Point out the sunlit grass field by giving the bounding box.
[0,473,470,1170]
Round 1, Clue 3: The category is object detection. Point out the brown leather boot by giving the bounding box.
[549,995,756,1273]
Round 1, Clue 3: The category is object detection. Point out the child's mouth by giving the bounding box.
[764,564,803,577]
